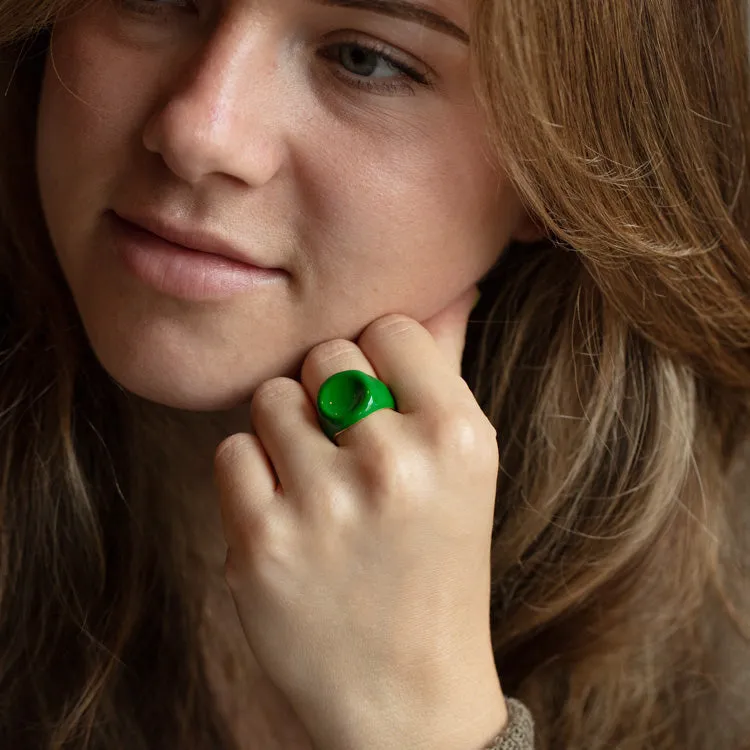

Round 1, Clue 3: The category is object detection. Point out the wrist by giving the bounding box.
[420,677,508,750]
[304,663,508,750]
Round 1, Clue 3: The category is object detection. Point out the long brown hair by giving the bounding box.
[1,1,749,748]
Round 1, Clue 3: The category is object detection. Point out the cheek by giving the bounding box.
[38,24,124,168]
[36,24,151,279]
[295,124,516,314]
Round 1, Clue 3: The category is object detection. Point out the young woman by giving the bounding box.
[0,0,748,748]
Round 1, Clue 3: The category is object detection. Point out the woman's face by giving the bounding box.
[36,0,529,411]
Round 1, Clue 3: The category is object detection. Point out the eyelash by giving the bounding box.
[116,0,434,97]
[318,40,431,96]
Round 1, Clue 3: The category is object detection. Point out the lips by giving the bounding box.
[110,209,279,270]
[107,209,286,301]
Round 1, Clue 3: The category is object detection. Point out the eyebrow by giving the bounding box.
[314,0,470,44]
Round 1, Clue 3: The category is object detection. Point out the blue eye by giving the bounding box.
[320,41,431,95]
[335,43,420,81]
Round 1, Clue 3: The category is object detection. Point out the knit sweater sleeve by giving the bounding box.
[481,698,535,750]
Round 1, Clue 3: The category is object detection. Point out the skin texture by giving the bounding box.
[35,0,532,413]
[34,0,537,746]
[214,295,509,750]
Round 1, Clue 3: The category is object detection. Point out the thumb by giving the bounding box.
[419,285,480,373]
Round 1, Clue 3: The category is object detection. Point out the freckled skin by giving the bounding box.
[36,0,528,412]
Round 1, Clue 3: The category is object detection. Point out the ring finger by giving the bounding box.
[299,338,398,447]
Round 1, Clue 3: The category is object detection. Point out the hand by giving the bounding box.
[214,285,507,750]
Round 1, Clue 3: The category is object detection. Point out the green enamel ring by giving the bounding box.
[316,370,397,441]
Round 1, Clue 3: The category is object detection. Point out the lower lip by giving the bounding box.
[107,211,285,301]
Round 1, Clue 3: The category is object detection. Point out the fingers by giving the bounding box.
[216,337,397,519]
[248,377,335,492]
[216,301,484,527]
[354,314,477,420]
[216,379,339,544]
[298,337,401,447]
[418,285,479,373]
[214,431,280,556]
[299,337,379,397]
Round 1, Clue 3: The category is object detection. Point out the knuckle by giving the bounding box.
[357,439,417,499]
[251,377,299,415]
[429,410,492,460]
[305,338,361,370]
[310,478,357,525]
[214,432,254,475]
[358,314,414,350]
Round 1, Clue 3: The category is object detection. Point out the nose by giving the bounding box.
[142,21,287,188]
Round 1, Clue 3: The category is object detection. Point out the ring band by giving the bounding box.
[316,370,396,441]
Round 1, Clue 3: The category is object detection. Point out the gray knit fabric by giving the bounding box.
[481,698,535,750]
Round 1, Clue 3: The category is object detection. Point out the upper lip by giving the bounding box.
[112,209,279,270]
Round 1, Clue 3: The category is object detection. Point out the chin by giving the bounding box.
[71,293,305,413]
[126,381,252,412]
[116,370,256,411]
[88,343,259,412]
[87,330,306,413]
